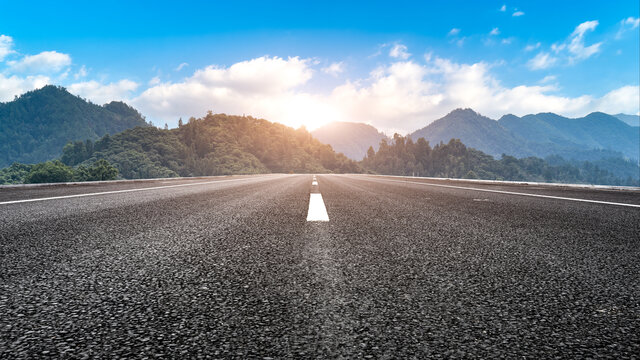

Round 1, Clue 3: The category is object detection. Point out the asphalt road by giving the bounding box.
[1,174,639,358]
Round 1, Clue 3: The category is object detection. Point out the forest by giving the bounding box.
[56,112,359,179]
[0,85,150,167]
[0,159,118,184]
[362,135,639,186]
[1,113,637,186]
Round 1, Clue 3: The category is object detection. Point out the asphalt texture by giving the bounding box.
[1,174,639,358]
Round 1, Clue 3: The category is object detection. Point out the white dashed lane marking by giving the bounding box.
[306,193,329,221]
[307,175,329,221]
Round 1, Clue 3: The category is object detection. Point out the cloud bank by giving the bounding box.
[130,52,638,134]
[0,28,638,134]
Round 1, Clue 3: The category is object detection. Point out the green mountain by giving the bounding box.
[311,121,389,160]
[0,85,150,167]
[60,112,361,178]
[409,109,529,157]
[408,109,639,162]
[499,112,639,160]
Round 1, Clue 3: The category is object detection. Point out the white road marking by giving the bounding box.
[312,180,318,186]
[307,193,329,221]
[365,174,640,191]
[363,176,640,208]
[0,176,272,206]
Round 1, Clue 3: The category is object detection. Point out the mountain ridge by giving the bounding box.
[409,108,531,158]
[311,121,389,160]
[0,85,150,167]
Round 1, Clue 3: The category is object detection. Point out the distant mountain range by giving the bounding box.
[1,85,638,179]
[409,109,639,161]
[614,113,640,127]
[318,109,638,163]
[0,85,150,167]
[311,122,389,160]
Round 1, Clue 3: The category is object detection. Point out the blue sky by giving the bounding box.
[1,0,638,132]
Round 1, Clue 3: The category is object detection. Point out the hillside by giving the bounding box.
[362,136,638,186]
[60,112,361,178]
[499,112,639,160]
[311,122,389,160]
[614,113,640,127]
[407,109,639,162]
[409,109,530,157]
[0,85,150,167]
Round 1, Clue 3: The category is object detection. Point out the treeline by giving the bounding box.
[59,112,360,179]
[1,115,637,187]
[362,135,639,186]
[0,160,118,184]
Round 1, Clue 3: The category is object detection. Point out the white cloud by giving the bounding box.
[58,69,70,81]
[616,17,640,39]
[501,38,514,45]
[68,79,139,104]
[540,75,557,83]
[572,20,598,35]
[593,86,640,115]
[3,34,634,135]
[566,20,602,61]
[175,62,188,71]
[524,42,541,51]
[500,4,506,12]
[513,11,525,17]
[132,56,321,129]
[148,76,161,86]
[8,51,71,73]
[327,56,639,132]
[623,16,640,28]
[490,27,500,36]
[74,65,88,80]
[0,74,50,102]
[389,44,411,59]
[527,52,557,70]
[321,62,344,77]
[448,28,461,36]
[0,35,14,61]
[529,20,602,69]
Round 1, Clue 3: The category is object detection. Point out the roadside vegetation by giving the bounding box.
[362,135,639,186]
[0,159,118,184]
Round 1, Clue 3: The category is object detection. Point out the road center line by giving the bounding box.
[307,177,329,222]
[362,176,640,208]
[306,193,329,221]
[0,176,274,206]
[312,180,318,186]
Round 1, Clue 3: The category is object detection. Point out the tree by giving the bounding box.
[164,123,169,130]
[178,118,183,128]
[464,170,478,179]
[24,160,74,184]
[367,146,375,159]
[74,159,119,181]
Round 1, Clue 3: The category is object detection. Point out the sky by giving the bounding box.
[0,0,638,134]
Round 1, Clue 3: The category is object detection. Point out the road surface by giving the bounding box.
[1,174,639,358]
